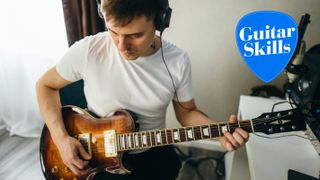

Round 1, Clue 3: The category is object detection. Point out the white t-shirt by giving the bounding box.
[56,32,193,131]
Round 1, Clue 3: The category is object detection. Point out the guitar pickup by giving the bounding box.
[78,133,92,155]
[104,130,118,157]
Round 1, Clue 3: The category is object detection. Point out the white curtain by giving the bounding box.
[0,0,68,60]
[0,0,68,137]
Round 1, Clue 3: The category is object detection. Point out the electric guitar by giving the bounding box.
[40,105,306,180]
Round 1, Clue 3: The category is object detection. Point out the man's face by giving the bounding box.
[106,16,156,60]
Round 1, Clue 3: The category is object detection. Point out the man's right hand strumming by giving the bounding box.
[36,67,92,176]
[55,136,92,176]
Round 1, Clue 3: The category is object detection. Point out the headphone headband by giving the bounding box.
[96,0,172,33]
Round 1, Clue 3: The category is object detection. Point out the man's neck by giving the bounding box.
[142,36,161,57]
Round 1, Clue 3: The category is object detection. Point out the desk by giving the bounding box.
[238,95,320,180]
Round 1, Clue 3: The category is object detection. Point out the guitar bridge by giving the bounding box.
[78,133,92,155]
[104,130,118,157]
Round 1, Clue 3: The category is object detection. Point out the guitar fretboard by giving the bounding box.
[117,120,254,151]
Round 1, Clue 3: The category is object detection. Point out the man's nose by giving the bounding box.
[118,36,129,51]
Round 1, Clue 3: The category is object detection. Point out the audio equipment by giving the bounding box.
[95,0,172,33]
[155,0,172,33]
[285,13,310,83]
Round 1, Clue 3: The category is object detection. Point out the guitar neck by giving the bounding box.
[117,120,254,151]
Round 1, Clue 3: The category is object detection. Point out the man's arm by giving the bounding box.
[36,66,91,175]
[172,99,249,151]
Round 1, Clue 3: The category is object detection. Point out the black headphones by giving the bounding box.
[155,0,172,33]
[96,0,172,33]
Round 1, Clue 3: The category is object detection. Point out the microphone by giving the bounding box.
[286,41,306,83]
[285,13,310,83]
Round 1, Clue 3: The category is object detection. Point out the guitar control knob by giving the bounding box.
[268,128,273,133]
[280,127,285,131]
[51,166,59,173]
[277,113,281,117]
[266,115,270,118]
[288,111,293,115]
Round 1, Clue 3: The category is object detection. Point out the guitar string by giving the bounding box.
[116,112,295,137]
[82,113,297,153]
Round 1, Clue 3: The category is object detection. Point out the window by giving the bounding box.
[0,0,68,61]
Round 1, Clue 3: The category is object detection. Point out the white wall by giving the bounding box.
[165,0,320,127]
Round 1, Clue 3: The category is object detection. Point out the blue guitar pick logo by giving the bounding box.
[236,11,298,82]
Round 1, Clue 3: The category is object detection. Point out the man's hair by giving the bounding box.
[101,0,159,27]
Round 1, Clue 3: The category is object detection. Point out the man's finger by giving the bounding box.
[224,132,239,148]
[78,144,92,161]
[235,128,249,141]
[228,115,237,123]
[219,137,234,151]
[232,131,245,146]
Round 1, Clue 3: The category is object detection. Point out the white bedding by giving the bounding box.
[0,129,45,180]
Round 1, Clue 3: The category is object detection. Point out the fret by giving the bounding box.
[217,123,221,136]
[164,130,168,145]
[172,129,180,143]
[116,135,120,151]
[134,133,140,148]
[123,134,127,149]
[120,135,126,150]
[194,126,202,140]
[186,127,194,140]
[150,131,156,146]
[238,118,241,128]
[142,132,147,147]
[229,123,237,134]
[179,127,187,142]
[166,129,173,144]
[138,133,142,148]
[221,123,228,134]
[145,131,151,147]
[126,134,132,149]
[199,126,203,139]
[227,122,231,132]
[148,131,152,147]
[131,134,135,148]
[240,121,254,133]
[171,129,174,143]
[156,130,162,145]
[161,130,167,145]
[201,125,210,138]
[117,135,121,151]
[250,119,255,133]
[147,131,151,147]
[210,124,220,138]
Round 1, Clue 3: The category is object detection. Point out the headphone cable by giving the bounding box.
[159,34,208,116]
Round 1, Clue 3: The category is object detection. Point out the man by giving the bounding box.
[36,0,249,179]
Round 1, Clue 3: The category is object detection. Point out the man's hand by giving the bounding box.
[218,115,249,151]
[56,136,92,175]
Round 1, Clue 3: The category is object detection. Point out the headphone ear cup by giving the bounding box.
[96,0,108,31]
[96,0,103,19]
[155,0,172,33]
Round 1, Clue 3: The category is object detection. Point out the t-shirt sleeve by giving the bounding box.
[173,53,193,102]
[56,37,90,82]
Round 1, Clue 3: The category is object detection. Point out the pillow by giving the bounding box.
[0,51,56,137]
